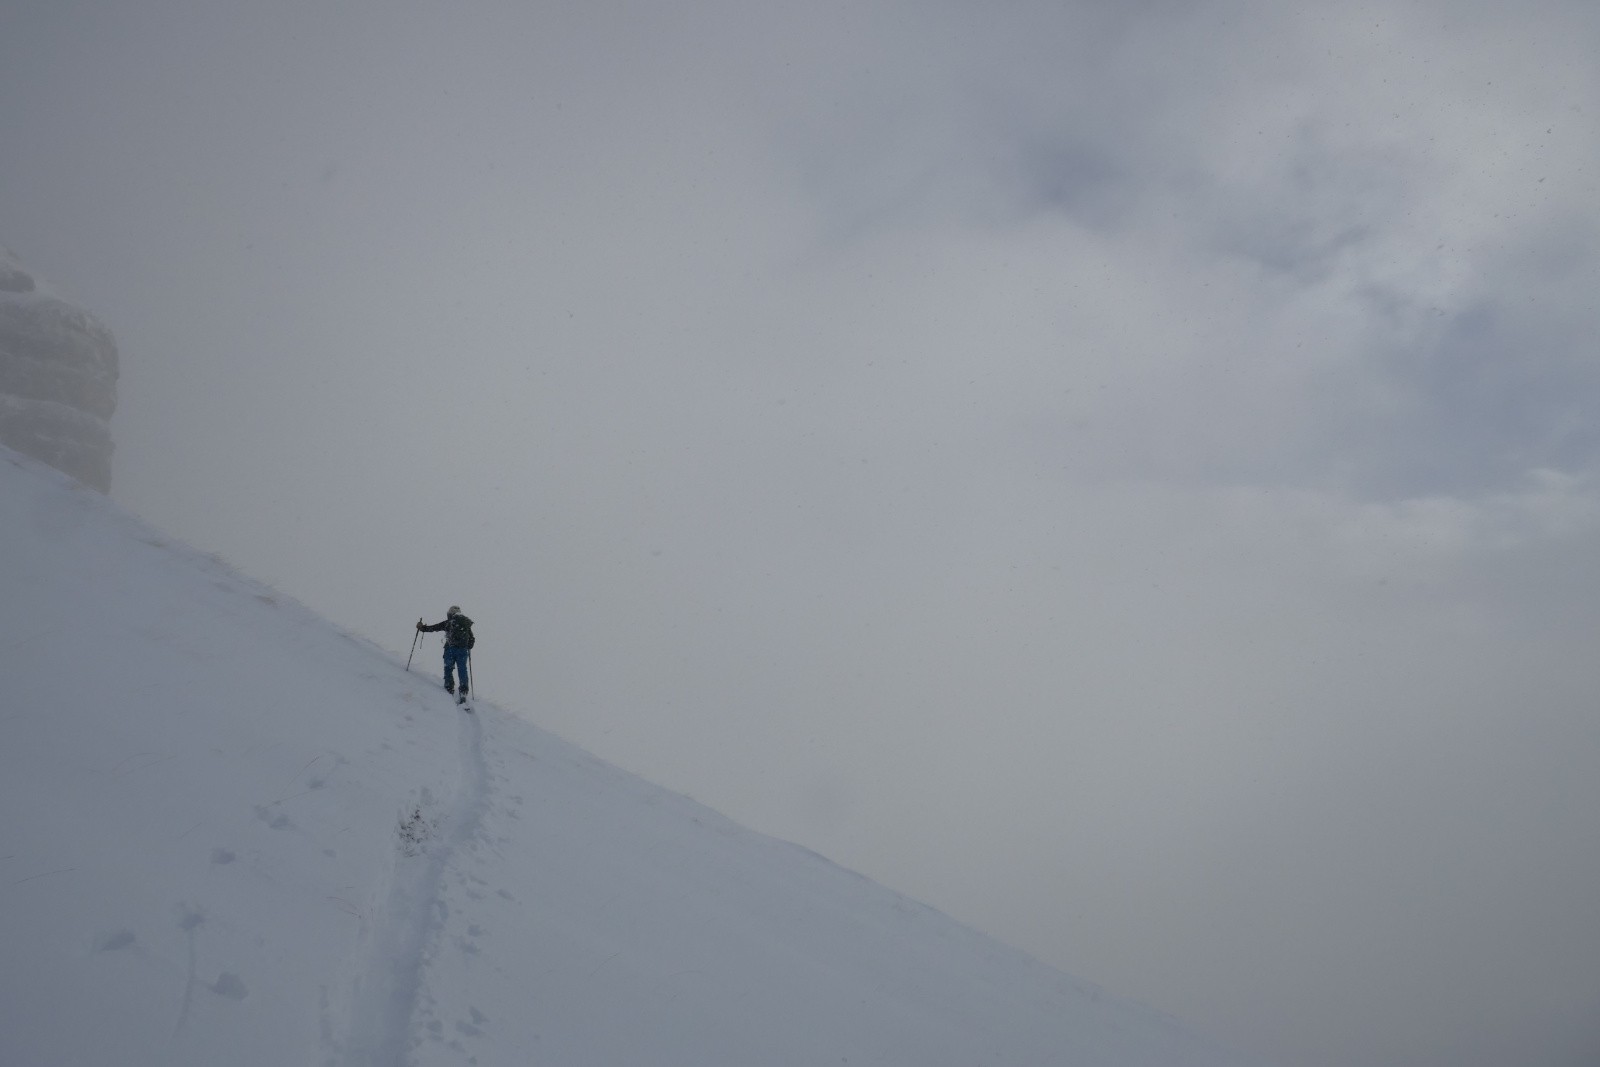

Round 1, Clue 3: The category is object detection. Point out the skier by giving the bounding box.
[417,606,475,703]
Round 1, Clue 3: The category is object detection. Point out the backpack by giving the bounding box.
[447,614,476,649]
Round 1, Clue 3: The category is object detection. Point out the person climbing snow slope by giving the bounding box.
[417,606,475,703]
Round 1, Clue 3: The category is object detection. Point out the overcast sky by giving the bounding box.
[5,2,1600,1065]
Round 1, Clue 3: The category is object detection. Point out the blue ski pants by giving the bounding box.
[443,646,471,694]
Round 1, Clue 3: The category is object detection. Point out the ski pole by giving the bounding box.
[406,619,422,670]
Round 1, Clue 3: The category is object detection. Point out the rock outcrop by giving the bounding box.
[0,246,117,491]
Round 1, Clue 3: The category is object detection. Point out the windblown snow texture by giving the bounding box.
[0,444,1270,1067]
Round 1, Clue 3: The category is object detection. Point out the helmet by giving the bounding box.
[447,605,461,617]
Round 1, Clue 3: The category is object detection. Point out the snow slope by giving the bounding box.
[0,445,1268,1066]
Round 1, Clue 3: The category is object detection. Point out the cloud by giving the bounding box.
[724,1,1600,503]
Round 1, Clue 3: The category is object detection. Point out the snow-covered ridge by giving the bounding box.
[0,444,1269,1066]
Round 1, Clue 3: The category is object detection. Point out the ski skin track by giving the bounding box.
[329,697,490,1067]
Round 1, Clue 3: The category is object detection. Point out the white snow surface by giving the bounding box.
[0,445,1269,1067]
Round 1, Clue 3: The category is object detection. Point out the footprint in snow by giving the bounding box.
[93,929,136,953]
[210,973,248,1000]
[253,805,292,831]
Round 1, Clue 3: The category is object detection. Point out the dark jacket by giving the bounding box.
[421,613,475,649]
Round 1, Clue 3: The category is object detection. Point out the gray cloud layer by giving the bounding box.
[4,3,1599,1065]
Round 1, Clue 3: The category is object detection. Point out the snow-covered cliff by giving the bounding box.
[0,246,118,490]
